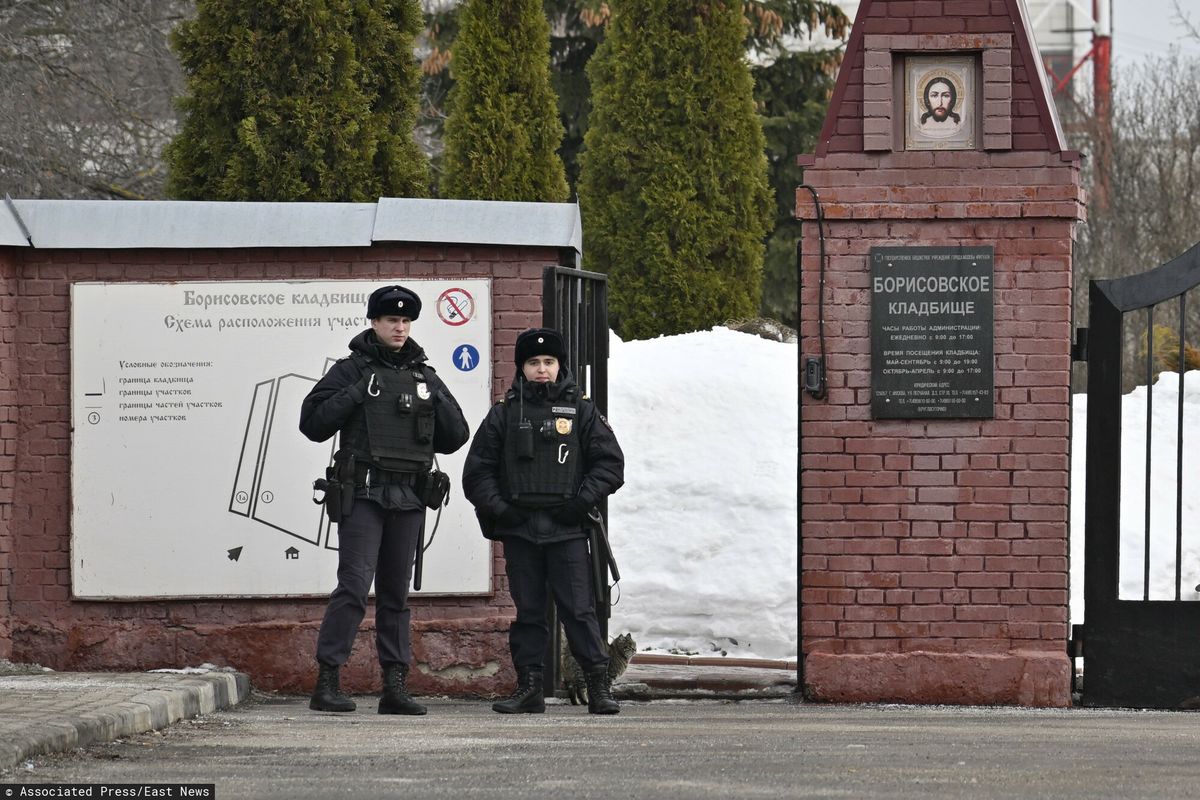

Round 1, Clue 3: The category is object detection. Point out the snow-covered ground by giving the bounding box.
[605,327,1199,660]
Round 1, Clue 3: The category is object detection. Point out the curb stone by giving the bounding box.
[0,671,251,771]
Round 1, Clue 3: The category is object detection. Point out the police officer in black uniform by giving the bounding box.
[462,328,624,715]
[300,285,469,715]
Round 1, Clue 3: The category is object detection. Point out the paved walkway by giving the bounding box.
[0,657,795,770]
[10,689,1200,800]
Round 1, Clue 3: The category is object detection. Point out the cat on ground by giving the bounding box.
[560,631,637,705]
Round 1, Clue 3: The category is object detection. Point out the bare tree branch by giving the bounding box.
[1173,0,1200,41]
[1071,52,1200,389]
[0,0,191,199]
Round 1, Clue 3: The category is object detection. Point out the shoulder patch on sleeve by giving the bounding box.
[598,413,613,431]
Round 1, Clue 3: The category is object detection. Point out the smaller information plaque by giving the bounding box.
[870,246,994,419]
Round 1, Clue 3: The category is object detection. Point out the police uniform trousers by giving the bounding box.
[316,500,422,668]
[503,537,609,671]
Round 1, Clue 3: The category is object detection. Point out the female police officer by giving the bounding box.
[462,328,624,714]
[300,284,469,715]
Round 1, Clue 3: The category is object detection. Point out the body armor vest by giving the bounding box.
[503,387,582,504]
[339,357,435,474]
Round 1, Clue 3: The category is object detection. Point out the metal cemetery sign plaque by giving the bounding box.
[870,246,994,419]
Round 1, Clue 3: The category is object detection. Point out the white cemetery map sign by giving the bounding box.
[70,279,493,598]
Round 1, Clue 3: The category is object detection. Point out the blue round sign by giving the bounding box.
[452,344,480,372]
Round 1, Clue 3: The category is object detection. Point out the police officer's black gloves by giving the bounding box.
[551,496,592,526]
[496,504,529,527]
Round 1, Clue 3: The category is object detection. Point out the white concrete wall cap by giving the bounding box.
[0,197,583,255]
[374,197,581,255]
[0,199,379,249]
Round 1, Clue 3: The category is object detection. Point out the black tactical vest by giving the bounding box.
[502,387,582,505]
[339,357,435,474]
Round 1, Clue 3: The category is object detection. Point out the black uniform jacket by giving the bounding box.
[462,369,624,544]
[299,329,470,510]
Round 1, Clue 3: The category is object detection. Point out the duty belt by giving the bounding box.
[354,463,418,488]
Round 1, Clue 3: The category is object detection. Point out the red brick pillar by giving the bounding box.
[0,250,16,659]
[796,0,1085,706]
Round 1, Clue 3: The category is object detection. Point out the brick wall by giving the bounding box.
[5,243,551,692]
[0,249,15,659]
[797,153,1082,707]
[795,0,1084,706]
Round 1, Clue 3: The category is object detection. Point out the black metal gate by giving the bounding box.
[540,265,612,693]
[1083,240,1200,708]
[543,266,611,421]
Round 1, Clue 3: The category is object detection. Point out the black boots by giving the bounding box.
[492,666,546,714]
[584,666,620,715]
[309,663,356,712]
[493,666,616,715]
[379,663,427,716]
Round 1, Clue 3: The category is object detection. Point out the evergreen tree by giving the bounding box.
[578,0,772,339]
[420,1,844,208]
[754,50,843,328]
[439,0,569,201]
[544,1,608,193]
[419,0,606,196]
[165,0,429,201]
[749,2,847,327]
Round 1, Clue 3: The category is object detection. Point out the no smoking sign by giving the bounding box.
[437,287,475,326]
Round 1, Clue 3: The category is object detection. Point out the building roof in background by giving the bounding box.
[0,198,583,255]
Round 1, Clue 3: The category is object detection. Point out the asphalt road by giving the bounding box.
[5,696,1200,799]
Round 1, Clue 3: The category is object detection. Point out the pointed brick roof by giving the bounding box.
[813,0,1073,160]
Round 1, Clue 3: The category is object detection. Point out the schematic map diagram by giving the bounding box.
[228,358,446,556]
[229,365,336,549]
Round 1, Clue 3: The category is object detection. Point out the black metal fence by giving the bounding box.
[1083,240,1200,708]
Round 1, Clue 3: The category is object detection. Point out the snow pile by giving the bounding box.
[607,328,798,659]
[601,326,1200,658]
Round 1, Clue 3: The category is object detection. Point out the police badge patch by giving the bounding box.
[416,383,431,400]
[555,417,572,435]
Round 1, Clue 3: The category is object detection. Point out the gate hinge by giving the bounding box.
[1071,327,1088,362]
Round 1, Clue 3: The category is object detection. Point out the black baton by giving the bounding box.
[413,513,426,591]
[589,526,606,607]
